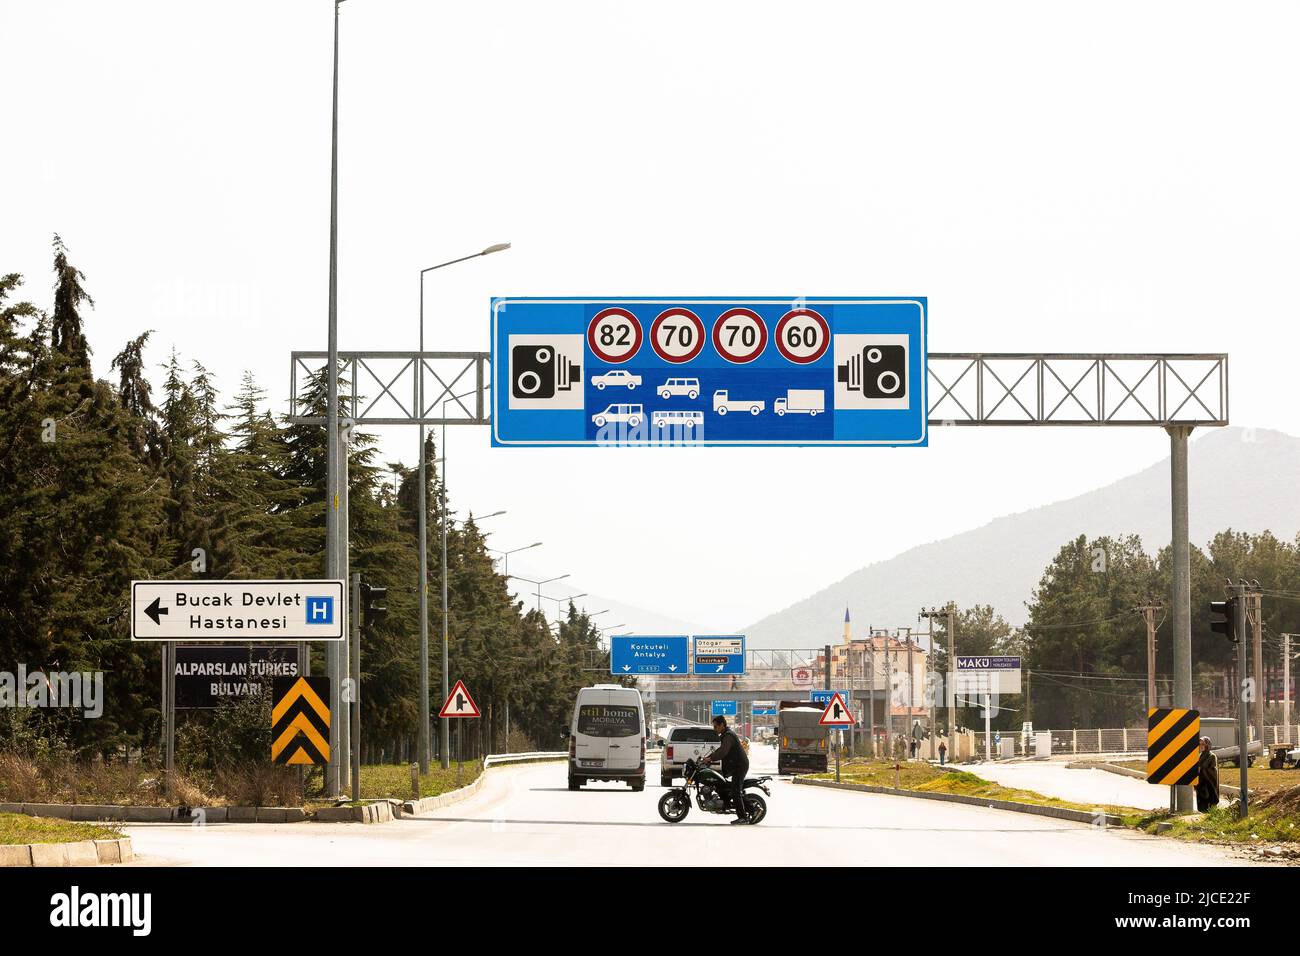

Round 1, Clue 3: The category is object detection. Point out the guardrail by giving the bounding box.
[482,751,567,769]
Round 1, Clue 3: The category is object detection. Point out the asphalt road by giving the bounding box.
[125,749,1250,866]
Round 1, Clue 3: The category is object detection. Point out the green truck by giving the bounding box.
[777,701,829,774]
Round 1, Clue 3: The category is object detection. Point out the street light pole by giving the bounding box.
[418,243,509,773]
[324,0,345,798]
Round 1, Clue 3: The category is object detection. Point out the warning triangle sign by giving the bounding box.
[819,692,855,726]
[439,679,481,718]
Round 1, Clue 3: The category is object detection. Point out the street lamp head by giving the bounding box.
[481,242,512,256]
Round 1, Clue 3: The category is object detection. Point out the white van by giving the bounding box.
[566,684,646,791]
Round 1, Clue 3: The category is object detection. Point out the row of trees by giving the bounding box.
[926,531,1300,730]
[0,237,602,761]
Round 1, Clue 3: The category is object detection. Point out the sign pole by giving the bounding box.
[1236,584,1249,819]
[351,572,362,803]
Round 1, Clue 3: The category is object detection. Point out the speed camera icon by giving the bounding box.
[507,335,584,410]
[833,334,909,410]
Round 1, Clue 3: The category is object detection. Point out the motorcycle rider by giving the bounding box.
[702,715,751,824]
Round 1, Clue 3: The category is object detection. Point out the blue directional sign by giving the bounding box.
[711,700,738,717]
[693,635,746,675]
[491,298,927,447]
[609,635,689,675]
[809,689,850,707]
[752,706,777,716]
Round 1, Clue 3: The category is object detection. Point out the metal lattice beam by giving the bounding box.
[287,351,1228,428]
[927,354,1227,426]
[288,351,490,425]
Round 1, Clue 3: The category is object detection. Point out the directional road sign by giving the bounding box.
[693,635,746,675]
[1147,707,1200,786]
[491,298,927,447]
[711,700,738,717]
[752,706,777,716]
[610,635,689,675]
[819,692,855,726]
[271,676,330,765]
[175,645,299,709]
[439,679,481,718]
[131,579,346,641]
[809,689,849,707]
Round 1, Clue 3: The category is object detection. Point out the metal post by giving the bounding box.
[1250,591,1264,749]
[323,0,343,800]
[947,610,955,756]
[351,572,361,803]
[1167,426,1194,813]
[164,641,175,793]
[1235,585,1249,819]
[339,425,350,793]
[417,274,430,774]
[440,418,451,770]
[983,693,992,761]
[1284,634,1293,744]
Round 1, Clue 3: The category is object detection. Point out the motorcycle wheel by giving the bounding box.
[658,790,691,823]
[743,793,767,825]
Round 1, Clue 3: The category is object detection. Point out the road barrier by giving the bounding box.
[482,751,567,769]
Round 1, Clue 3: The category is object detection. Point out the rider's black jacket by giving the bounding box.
[707,727,749,778]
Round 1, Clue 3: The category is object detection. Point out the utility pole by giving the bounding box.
[884,633,894,760]
[867,637,877,759]
[920,607,954,759]
[1134,603,1164,711]
[350,573,361,802]
[1233,581,1250,819]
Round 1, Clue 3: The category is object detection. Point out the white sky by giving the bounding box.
[4,1,1298,633]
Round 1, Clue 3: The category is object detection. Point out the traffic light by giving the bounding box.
[360,582,388,626]
[1210,598,1237,643]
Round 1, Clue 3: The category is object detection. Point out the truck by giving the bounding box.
[712,389,764,416]
[776,701,828,774]
[773,389,824,416]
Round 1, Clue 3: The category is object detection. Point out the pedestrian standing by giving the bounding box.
[938,739,947,766]
[1195,736,1220,812]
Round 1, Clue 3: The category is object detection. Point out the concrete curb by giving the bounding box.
[1077,760,1247,800]
[1,803,310,824]
[793,777,1126,827]
[402,757,566,816]
[0,837,134,868]
[314,801,396,824]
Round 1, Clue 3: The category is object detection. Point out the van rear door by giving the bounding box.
[574,689,612,771]
[602,689,644,771]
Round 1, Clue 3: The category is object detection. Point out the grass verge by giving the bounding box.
[0,812,122,845]
[1135,786,1300,847]
[304,760,486,807]
[808,760,1148,824]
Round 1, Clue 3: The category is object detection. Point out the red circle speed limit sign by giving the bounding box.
[587,308,643,364]
[649,308,706,363]
[711,308,768,364]
[774,309,830,364]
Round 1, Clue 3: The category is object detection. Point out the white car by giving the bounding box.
[658,377,700,399]
[658,725,721,787]
[592,403,643,427]
[591,370,641,390]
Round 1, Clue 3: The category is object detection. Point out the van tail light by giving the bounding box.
[641,737,646,758]
[569,737,576,758]
[666,746,674,760]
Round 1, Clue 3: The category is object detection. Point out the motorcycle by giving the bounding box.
[657,757,771,824]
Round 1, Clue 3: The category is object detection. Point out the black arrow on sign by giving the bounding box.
[456,693,466,711]
[145,597,169,626]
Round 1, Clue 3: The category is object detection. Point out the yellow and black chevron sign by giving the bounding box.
[1147,707,1200,786]
[271,676,330,766]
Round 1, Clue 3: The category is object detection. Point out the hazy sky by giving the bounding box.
[4,1,1298,635]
